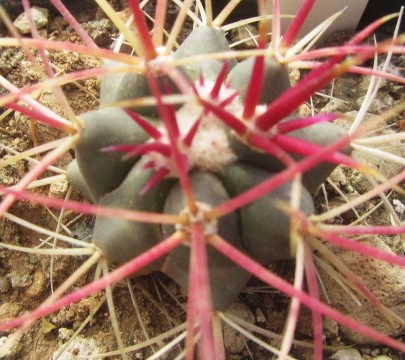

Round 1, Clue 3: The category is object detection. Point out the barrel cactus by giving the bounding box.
[1,0,404,359]
[66,24,349,311]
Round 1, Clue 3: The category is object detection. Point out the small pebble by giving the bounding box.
[393,199,405,215]
[329,348,362,360]
[0,276,10,293]
[24,270,45,298]
[49,178,69,199]
[371,349,381,357]
[255,307,266,323]
[373,356,393,360]
[58,328,74,341]
[13,7,49,35]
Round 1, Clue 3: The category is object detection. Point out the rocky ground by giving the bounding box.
[0,2,404,359]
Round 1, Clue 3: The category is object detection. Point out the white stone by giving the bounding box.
[393,199,405,215]
[52,336,102,360]
[329,348,362,360]
[13,7,49,35]
[0,334,22,359]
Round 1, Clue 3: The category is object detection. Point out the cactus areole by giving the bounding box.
[67,26,347,311]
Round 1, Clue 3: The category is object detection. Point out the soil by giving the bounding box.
[0,2,404,360]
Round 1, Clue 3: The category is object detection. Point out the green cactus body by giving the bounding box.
[67,26,348,310]
[173,26,237,80]
[227,56,291,104]
[92,159,174,269]
[162,171,250,311]
[221,162,315,264]
[228,121,348,193]
[70,107,155,200]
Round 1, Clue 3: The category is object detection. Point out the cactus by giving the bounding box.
[0,0,404,359]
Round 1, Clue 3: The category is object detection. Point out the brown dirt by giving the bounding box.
[0,3,404,360]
